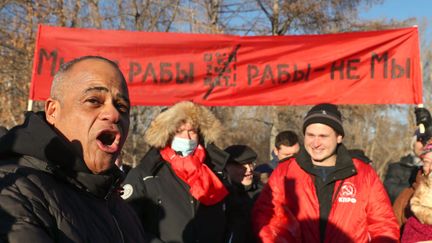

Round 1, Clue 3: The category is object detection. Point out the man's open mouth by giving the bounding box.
[96,130,120,153]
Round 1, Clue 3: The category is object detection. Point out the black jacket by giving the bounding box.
[384,154,421,203]
[123,147,227,243]
[0,112,148,243]
[224,179,262,243]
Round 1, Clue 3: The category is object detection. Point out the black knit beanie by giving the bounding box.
[302,103,344,137]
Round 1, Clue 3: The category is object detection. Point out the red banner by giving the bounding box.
[30,25,422,106]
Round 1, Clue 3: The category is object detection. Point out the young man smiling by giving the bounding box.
[253,103,399,243]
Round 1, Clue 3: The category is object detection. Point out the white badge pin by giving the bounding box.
[121,184,134,199]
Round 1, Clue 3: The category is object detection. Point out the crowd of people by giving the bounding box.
[0,55,431,242]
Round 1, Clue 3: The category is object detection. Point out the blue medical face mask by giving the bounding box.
[171,137,198,157]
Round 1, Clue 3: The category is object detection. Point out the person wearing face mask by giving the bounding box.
[122,101,229,243]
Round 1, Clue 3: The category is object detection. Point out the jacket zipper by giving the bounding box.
[167,164,197,216]
[107,199,124,243]
[112,215,125,243]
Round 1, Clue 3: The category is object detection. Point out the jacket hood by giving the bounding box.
[0,112,123,199]
[145,101,222,148]
[0,112,90,173]
[410,174,432,224]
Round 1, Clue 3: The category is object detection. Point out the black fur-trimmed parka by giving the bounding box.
[122,101,229,243]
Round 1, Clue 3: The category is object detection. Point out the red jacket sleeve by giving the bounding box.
[252,165,301,243]
[364,166,400,242]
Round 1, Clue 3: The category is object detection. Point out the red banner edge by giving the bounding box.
[414,26,424,105]
[29,24,42,101]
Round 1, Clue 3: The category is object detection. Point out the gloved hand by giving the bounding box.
[415,107,432,144]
